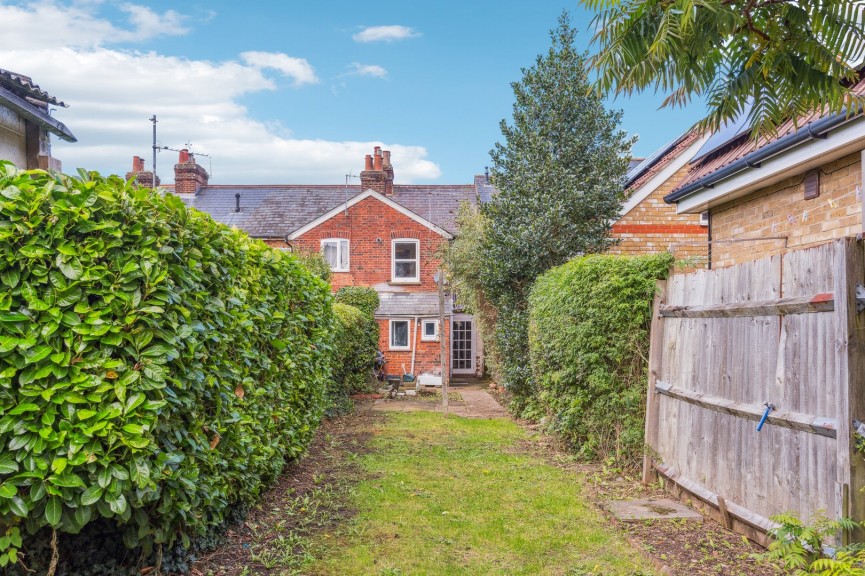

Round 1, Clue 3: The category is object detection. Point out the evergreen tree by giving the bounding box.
[480,12,633,402]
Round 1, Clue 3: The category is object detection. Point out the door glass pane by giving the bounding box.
[452,319,473,370]
[391,321,408,347]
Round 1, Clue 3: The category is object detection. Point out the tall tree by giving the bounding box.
[586,0,865,137]
[480,12,633,402]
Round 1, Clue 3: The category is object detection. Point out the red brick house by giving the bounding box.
[608,130,710,263]
[129,147,488,378]
[663,78,865,268]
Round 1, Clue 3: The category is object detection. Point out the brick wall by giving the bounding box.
[609,165,708,264]
[710,152,862,267]
[289,196,448,292]
[376,318,451,377]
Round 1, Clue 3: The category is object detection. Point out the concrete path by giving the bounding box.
[371,382,508,419]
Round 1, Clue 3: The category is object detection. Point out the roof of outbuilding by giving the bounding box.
[0,69,68,107]
[375,291,453,316]
[183,182,480,238]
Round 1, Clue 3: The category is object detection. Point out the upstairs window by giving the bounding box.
[321,239,349,272]
[392,239,419,282]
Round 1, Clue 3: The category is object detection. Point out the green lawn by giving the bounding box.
[308,412,656,576]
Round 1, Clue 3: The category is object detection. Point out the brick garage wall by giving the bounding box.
[609,165,708,265]
[376,317,450,376]
[289,196,448,292]
[710,152,862,268]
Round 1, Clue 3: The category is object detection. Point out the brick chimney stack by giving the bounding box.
[360,146,394,196]
[174,149,209,195]
[125,155,160,188]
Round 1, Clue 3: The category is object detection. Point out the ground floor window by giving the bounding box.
[389,319,410,350]
[421,319,438,341]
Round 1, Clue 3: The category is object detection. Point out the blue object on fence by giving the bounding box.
[757,403,775,432]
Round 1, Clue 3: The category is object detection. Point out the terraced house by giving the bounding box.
[127,147,492,379]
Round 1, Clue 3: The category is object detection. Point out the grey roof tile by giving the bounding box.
[185,182,482,238]
[375,292,453,316]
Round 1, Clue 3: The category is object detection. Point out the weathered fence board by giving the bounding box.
[646,238,865,542]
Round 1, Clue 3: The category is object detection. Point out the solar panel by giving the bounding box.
[691,101,753,162]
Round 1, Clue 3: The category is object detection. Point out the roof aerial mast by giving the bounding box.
[149,115,158,182]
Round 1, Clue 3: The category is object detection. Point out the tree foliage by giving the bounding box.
[480,12,633,399]
[0,164,332,565]
[333,286,380,318]
[586,0,865,137]
[327,303,379,415]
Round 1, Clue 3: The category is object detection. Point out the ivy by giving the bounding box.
[528,253,672,468]
[0,163,332,565]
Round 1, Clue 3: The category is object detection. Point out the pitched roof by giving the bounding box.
[183,182,479,238]
[669,78,865,202]
[626,130,702,192]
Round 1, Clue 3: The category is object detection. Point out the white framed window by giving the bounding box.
[321,239,349,272]
[392,239,419,282]
[421,319,439,341]
[389,319,410,350]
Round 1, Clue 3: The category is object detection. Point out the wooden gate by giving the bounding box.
[644,238,865,543]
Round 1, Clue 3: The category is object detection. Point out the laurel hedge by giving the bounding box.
[0,163,332,565]
[327,303,379,415]
[333,286,380,318]
[528,253,672,468]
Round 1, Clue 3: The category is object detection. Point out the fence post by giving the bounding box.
[643,278,668,485]
[834,237,865,542]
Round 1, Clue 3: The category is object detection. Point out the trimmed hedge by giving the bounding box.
[528,253,672,467]
[0,164,332,562]
[327,303,379,414]
[333,286,379,317]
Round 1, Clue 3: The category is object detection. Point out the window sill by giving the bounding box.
[389,346,411,351]
[421,338,439,343]
[389,280,421,285]
[331,270,350,273]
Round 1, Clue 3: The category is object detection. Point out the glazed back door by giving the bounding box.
[451,314,475,375]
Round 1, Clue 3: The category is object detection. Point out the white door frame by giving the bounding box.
[451,313,476,375]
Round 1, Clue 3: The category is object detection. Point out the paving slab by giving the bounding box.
[603,498,703,522]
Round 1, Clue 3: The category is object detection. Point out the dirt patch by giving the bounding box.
[511,428,787,575]
[190,406,383,575]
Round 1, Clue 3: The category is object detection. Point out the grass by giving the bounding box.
[306,412,656,576]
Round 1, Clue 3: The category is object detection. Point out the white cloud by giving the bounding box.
[240,51,319,86]
[0,1,440,185]
[119,3,189,40]
[0,1,190,48]
[352,25,420,43]
[345,63,388,79]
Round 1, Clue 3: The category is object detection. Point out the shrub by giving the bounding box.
[292,248,332,283]
[0,164,332,565]
[528,253,672,467]
[333,286,380,317]
[327,303,379,415]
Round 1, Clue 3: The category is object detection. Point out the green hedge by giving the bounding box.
[333,286,380,317]
[0,164,332,562]
[528,253,672,467]
[327,303,379,414]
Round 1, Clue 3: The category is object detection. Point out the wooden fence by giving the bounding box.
[644,238,865,543]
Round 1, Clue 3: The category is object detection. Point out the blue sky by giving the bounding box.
[0,1,705,184]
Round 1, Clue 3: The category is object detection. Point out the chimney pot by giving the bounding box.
[373,151,383,171]
[179,149,190,164]
[364,154,373,171]
[485,166,489,182]
[235,192,241,213]
[382,150,391,166]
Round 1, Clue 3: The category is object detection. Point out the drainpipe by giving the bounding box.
[410,316,418,376]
